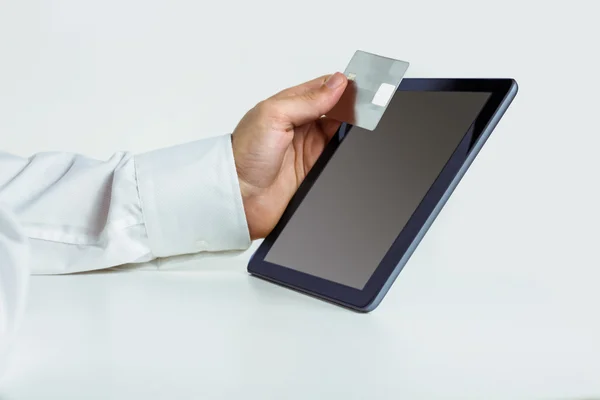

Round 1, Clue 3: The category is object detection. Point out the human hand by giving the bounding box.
[232,72,348,240]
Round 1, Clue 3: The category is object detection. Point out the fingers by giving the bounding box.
[317,117,342,140]
[271,72,348,128]
[301,118,341,172]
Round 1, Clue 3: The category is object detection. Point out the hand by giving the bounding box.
[232,72,348,240]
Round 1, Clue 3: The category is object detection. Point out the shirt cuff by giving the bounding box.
[134,134,251,258]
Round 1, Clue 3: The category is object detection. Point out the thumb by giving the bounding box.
[274,72,348,127]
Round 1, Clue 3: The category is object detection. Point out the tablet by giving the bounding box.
[247,78,518,312]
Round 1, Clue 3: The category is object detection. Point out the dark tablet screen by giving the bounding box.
[264,91,491,290]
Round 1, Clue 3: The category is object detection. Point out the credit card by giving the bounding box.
[326,50,409,131]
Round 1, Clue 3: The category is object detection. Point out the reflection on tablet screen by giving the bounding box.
[265,91,491,290]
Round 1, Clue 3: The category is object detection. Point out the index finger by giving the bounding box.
[271,74,332,99]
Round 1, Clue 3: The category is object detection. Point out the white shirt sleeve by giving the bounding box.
[0,134,251,275]
[0,205,29,379]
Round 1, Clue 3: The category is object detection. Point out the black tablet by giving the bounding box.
[247,78,518,312]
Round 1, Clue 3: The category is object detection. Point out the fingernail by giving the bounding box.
[325,72,345,89]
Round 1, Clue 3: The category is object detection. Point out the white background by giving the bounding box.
[1,0,599,399]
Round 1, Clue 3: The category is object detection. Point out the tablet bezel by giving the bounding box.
[247,78,518,311]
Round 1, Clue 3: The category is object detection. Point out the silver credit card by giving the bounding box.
[327,50,409,131]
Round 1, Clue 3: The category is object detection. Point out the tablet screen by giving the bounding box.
[265,91,491,290]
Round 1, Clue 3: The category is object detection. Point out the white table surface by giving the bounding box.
[1,0,600,398]
[3,235,600,400]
